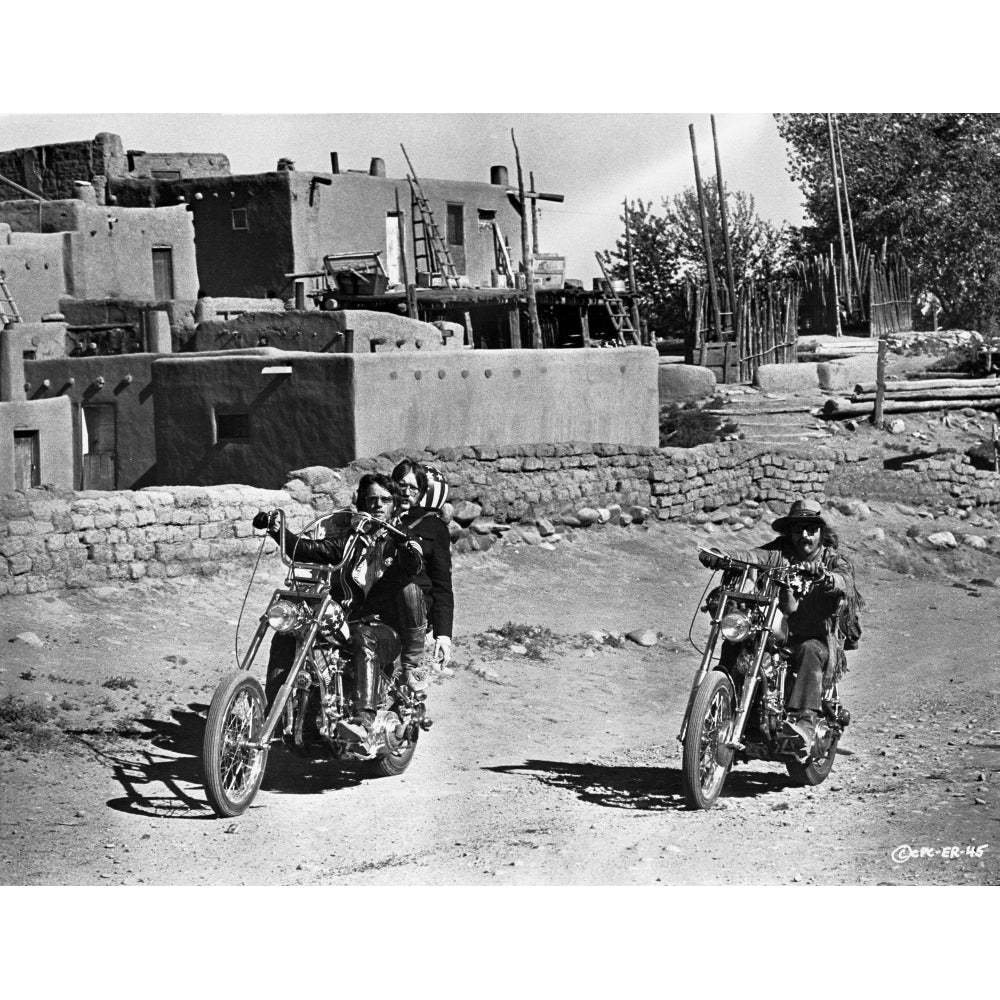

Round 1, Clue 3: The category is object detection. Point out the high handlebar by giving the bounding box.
[697,547,826,585]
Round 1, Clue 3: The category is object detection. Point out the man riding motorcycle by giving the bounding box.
[698,497,858,752]
[254,473,423,745]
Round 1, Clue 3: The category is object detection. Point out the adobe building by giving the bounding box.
[152,347,659,489]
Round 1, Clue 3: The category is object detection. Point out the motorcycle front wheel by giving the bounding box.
[682,671,736,809]
[203,671,269,817]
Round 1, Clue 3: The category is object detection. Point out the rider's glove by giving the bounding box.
[433,635,453,668]
[252,511,274,531]
[698,548,725,570]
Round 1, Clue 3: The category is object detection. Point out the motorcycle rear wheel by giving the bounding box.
[203,671,269,817]
[785,734,839,786]
[682,671,736,809]
[365,733,418,778]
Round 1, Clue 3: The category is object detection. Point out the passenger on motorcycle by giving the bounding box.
[390,459,454,691]
[254,473,424,744]
[698,497,857,750]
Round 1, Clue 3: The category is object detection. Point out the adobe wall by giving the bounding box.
[152,352,358,488]
[63,203,198,302]
[110,173,296,299]
[0,440,843,597]
[0,229,69,322]
[1,323,68,401]
[126,151,230,179]
[152,347,658,489]
[24,354,160,489]
[288,171,524,286]
[185,309,459,353]
[0,134,124,201]
[352,348,658,457]
[0,396,74,492]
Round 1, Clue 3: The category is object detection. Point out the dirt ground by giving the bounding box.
[1,491,998,887]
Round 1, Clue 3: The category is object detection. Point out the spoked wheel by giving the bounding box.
[785,733,840,786]
[203,671,269,817]
[682,671,737,809]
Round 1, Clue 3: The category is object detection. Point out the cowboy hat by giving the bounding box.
[772,497,830,534]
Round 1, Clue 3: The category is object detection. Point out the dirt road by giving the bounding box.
[1,508,998,886]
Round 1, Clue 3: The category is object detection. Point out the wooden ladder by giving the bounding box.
[0,270,21,325]
[492,222,515,286]
[595,254,639,345]
[401,145,460,289]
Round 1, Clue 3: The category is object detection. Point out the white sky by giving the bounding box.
[0,112,803,283]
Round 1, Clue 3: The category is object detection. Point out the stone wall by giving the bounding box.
[827,450,1000,513]
[0,440,843,595]
[0,485,314,596]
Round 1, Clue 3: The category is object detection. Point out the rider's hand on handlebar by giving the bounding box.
[252,510,276,531]
[698,548,725,570]
[800,559,826,580]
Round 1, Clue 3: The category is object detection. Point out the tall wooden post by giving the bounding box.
[711,115,738,337]
[827,113,853,317]
[623,199,643,343]
[833,114,861,308]
[873,337,888,428]
[512,129,541,349]
[530,170,540,255]
[689,124,723,344]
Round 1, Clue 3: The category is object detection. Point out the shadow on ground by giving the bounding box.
[73,703,361,819]
[486,759,793,810]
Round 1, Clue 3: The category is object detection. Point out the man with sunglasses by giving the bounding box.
[254,473,423,746]
[698,497,858,750]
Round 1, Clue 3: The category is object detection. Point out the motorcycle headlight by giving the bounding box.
[267,600,304,633]
[720,611,751,643]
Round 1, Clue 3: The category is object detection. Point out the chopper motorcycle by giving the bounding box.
[678,551,851,809]
[201,508,431,818]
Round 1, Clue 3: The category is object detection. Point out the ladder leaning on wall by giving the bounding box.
[0,270,22,325]
[595,254,639,346]
[400,144,461,289]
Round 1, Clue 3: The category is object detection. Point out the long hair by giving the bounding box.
[391,459,428,497]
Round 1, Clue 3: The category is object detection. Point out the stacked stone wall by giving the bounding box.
[1,441,839,596]
[827,452,1000,512]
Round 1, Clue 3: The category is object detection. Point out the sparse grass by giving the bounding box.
[477,622,559,660]
[19,670,36,681]
[47,674,89,686]
[102,675,138,691]
[659,400,738,448]
[0,693,60,749]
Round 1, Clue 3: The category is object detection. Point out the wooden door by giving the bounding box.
[152,246,175,301]
[13,431,39,491]
[82,404,116,490]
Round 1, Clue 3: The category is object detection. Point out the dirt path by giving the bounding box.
[1,511,998,886]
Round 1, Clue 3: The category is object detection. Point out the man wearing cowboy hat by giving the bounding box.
[698,497,857,750]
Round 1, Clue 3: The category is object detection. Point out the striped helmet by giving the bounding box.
[421,464,450,510]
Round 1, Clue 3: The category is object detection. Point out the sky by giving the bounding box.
[0,112,805,284]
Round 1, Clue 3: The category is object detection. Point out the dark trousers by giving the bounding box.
[394,582,428,674]
[264,621,401,715]
[786,637,829,713]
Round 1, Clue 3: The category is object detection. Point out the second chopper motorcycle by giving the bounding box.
[679,551,851,809]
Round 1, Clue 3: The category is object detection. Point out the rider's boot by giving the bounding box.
[785,709,819,752]
[336,645,380,744]
[400,627,429,692]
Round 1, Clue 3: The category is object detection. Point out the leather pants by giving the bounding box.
[396,582,428,675]
[264,623,401,716]
[348,620,401,714]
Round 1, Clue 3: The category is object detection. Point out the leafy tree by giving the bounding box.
[775,113,1000,332]
[602,182,791,339]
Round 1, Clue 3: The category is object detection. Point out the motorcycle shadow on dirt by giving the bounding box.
[486,759,794,811]
[97,703,361,819]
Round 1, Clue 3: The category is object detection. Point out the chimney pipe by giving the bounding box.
[370,157,386,178]
[491,165,509,186]
[330,152,340,174]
